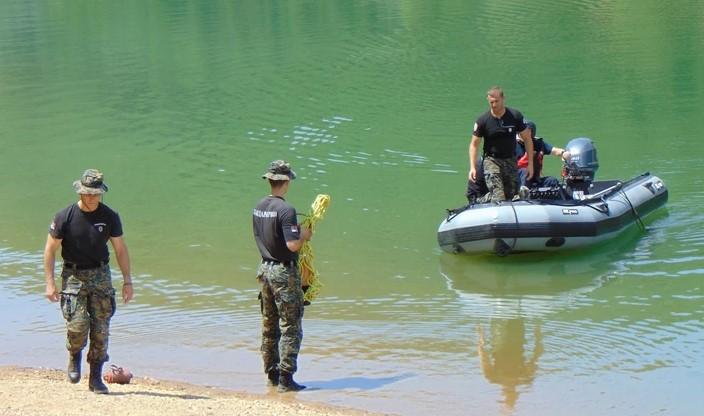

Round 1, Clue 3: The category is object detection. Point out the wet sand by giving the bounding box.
[0,366,388,416]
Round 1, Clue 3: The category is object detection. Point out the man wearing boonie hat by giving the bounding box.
[43,169,133,394]
[253,160,312,392]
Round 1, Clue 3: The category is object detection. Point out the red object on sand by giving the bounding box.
[103,364,133,384]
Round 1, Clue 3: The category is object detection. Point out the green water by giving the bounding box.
[1,1,703,415]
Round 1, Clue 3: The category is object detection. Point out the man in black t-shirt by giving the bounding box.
[466,120,569,202]
[468,87,534,202]
[253,160,312,392]
[44,169,133,394]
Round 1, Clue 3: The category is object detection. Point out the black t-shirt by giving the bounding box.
[49,203,123,265]
[473,107,527,158]
[252,196,301,263]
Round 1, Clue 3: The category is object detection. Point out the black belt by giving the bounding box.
[485,153,514,159]
[63,261,107,270]
[262,259,296,268]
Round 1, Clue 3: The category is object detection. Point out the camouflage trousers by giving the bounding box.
[257,262,304,375]
[60,264,115,364]
[478,156,518,203]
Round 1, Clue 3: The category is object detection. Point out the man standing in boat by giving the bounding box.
[467,120,570,202]
[469,86,534,202]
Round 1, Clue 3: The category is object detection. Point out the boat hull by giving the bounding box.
[437,173,668,255]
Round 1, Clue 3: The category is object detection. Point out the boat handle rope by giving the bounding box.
[620,190,646,231]
[587,198,610,214]
[509,201,519,251]
[445,204,470,222]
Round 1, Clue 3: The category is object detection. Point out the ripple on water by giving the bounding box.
[239,114,462,185]
[543,314,704,375]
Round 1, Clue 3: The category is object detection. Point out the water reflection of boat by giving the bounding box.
[440,254,578,411]
[439,232,648,410]
[440,246,619,411]
[439,250,611,298]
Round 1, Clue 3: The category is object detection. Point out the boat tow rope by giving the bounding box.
[620,190,646,231]
[298,194,331,302]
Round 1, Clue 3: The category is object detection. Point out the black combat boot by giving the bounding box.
[267,367,280,386]
[277,372,306,392]
[67,351,81,384]
[88,362,109,394]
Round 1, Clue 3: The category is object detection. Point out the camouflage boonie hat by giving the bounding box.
[262,160,296,181]
[72,169,109,194]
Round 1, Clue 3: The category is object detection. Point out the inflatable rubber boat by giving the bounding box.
[437,138,668,256]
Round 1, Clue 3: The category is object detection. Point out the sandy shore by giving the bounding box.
[0,366,387,416]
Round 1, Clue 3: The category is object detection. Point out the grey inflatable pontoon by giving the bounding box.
[437,138,669,256]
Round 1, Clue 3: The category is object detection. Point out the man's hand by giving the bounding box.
[122,283,134,304]
[526,164,534,181]
[46,280,59,302]
[43,234,61,302]
[301,226,313,241]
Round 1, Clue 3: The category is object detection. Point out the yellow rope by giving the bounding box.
[298,194,331,302]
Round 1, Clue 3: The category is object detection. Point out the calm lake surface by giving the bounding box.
[1,1,703,415]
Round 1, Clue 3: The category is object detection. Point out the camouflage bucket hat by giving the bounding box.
[72,169,109,194]
[262,160,296,181]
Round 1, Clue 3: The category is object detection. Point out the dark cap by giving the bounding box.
[72,169,109,194]
[525,120,537,138]
[262,160,296,181]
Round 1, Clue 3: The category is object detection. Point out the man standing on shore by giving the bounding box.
[253,160,312,392]
[44,169,133,394]
[469,86,534,202]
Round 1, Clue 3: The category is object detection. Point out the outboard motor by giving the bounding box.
[563,137,599,199]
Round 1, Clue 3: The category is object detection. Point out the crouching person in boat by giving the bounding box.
[516,120,570,191]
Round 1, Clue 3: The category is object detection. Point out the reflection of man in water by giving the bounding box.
[477,319,543,410]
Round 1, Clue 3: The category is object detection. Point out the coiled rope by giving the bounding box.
[298,194,331,302]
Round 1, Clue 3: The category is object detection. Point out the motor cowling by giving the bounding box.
[563,137,598,187]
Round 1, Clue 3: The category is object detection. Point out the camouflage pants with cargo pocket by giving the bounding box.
[257,262,304,375]
[60,265,115,364]
[479,156,519,203]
